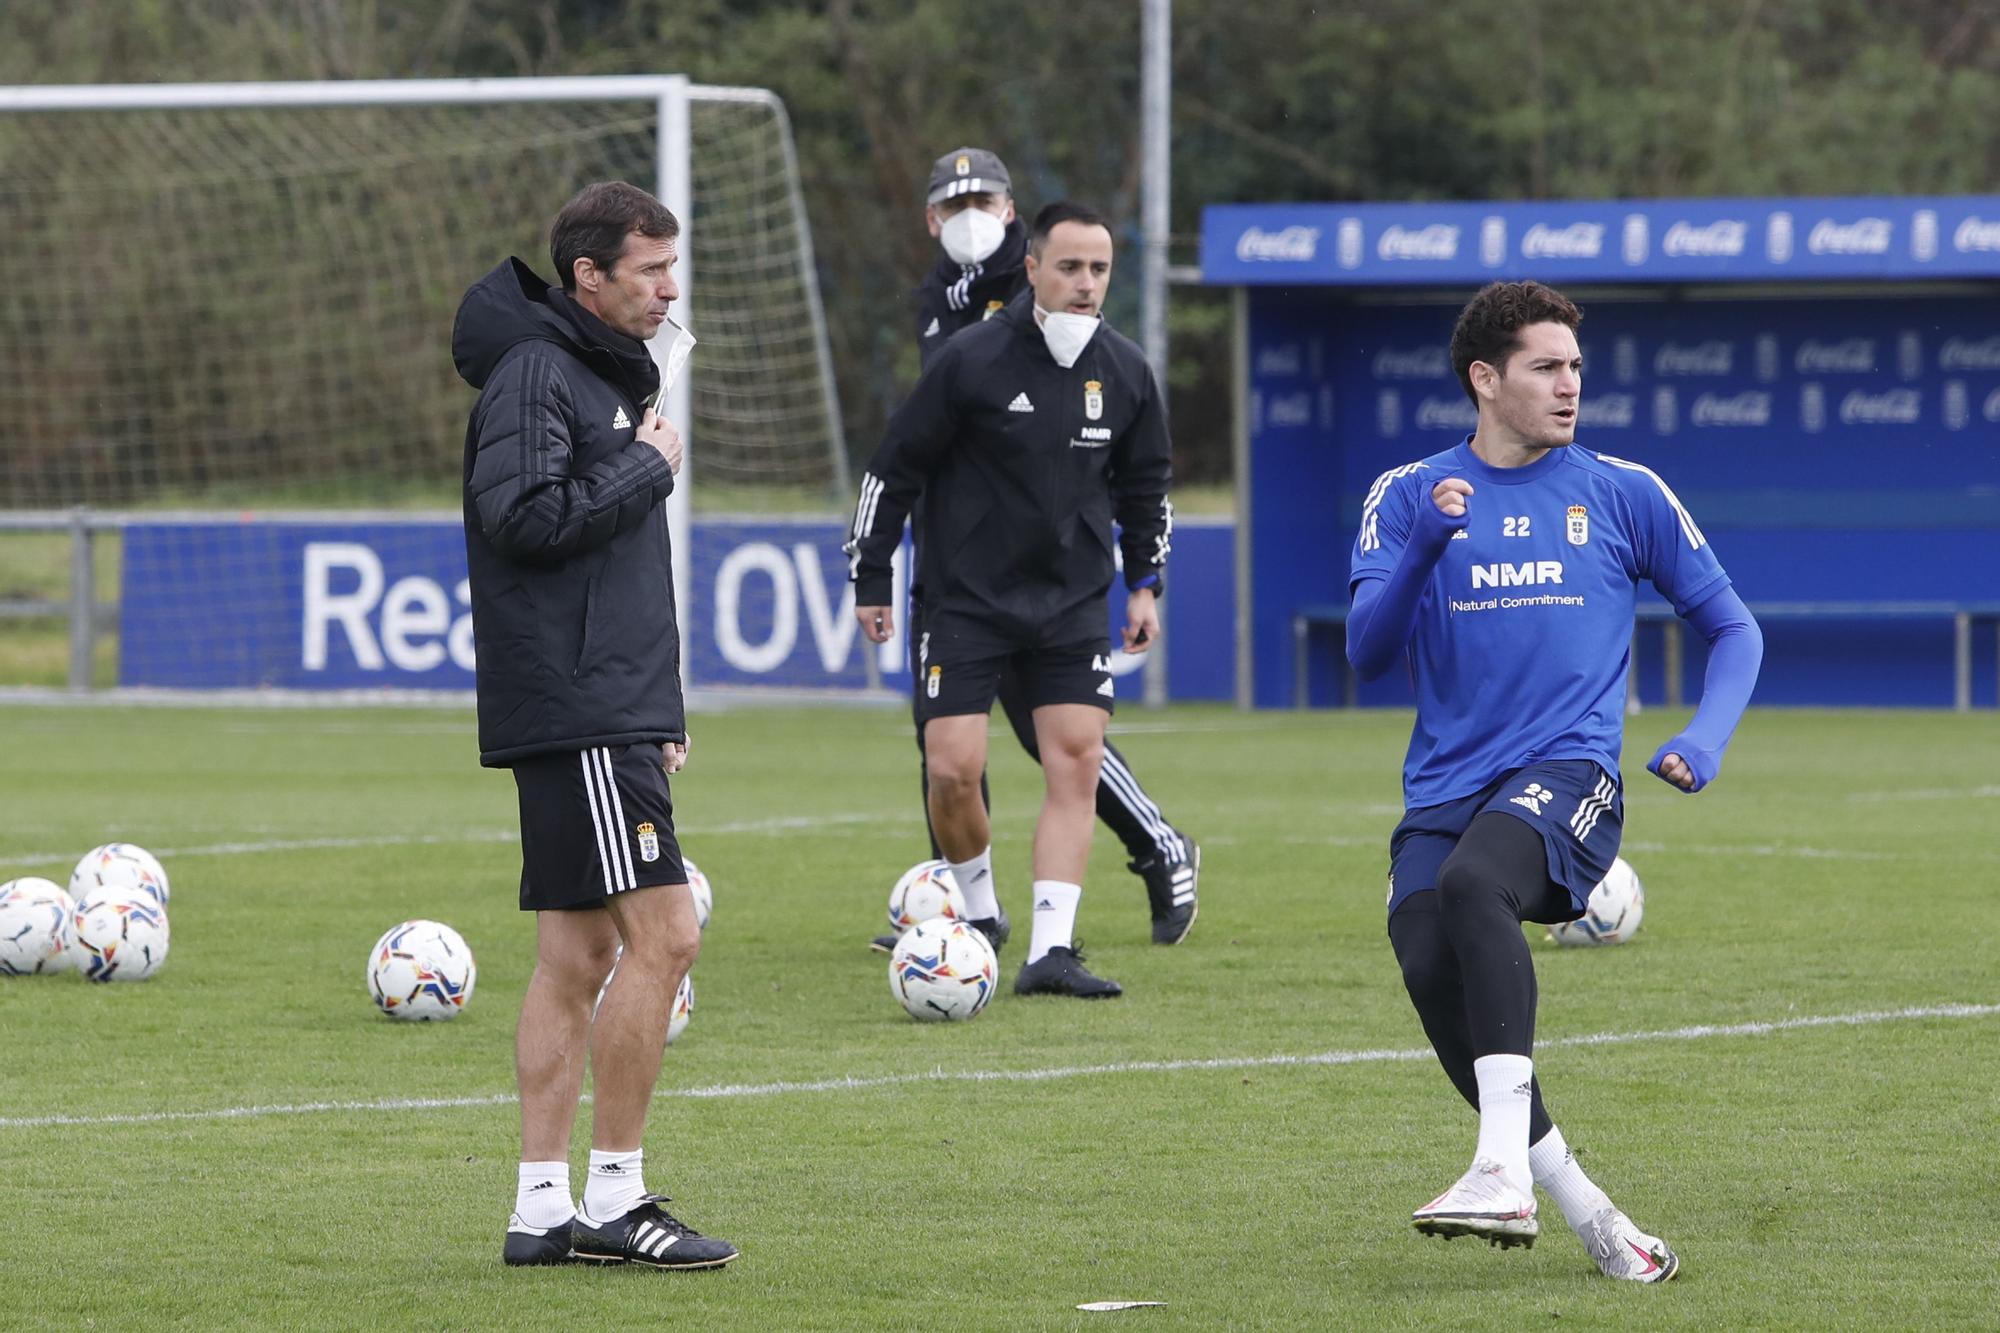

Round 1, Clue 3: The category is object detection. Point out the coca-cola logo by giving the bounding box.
[1662,220,1747,257]
[1940,336,2000,371]
[1256,344,1303,377]
[1521,222,1605,259]
[1654,341,1734,376]
[1793,339,1877,374]
[1268,392,1314,426]
[1578,394,1635,429]
[1690,392,1772,427]
[1235,226,1321,262]
[1953,217,2000,253]
[1415,396,1478,430]
[1371,346,1450,379]
[1377,224,1460,261]
[1839,389,1920,425]
[1807,218,1892,255]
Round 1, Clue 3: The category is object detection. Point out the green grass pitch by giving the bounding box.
[2,703,1996,1330]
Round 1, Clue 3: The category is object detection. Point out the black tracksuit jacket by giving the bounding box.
[913,219,1030,372]
[846,288,1173,633]
[453,258,683,766]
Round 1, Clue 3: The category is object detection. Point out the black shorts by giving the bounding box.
[912,606,1116,724]
[511,744,686,911]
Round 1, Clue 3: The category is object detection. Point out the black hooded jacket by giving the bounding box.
[847,288,1173,632]
[913,218,1030,372]
[453,258,682,766]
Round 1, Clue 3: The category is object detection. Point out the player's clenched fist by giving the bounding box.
[1431,476,1474,517]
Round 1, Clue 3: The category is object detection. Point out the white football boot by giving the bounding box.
[1578,1207,1680,1282]
[1412,1157,1539,1247]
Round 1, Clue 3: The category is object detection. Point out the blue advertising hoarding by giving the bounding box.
[119,516,1236,701]
[1203,196,2000,286]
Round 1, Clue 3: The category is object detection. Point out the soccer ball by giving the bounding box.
[73,888,171,981]
[0,877,76,976]
[684,857,712,931]
[1548,857,1646,947]
[70,843,170,910]
[886,859,966,936]
[889,916,997,1022]
[367,919,476,1020]
[666,972,695,1046]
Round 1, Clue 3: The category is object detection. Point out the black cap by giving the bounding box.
[926,147,1012,206]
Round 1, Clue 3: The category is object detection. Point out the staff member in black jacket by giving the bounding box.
[849,201,1174,999]
[456,181,736,1273]
[866,148,1198,958]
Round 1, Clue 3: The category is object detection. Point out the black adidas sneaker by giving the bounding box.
[503,1212,576,1266]
[968,903,1011,954]
[571,1195,739,1270]
[1130,842,1199,945]
[1013,942,1122,998]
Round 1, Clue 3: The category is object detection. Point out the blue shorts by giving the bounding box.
[1386,760,1623,923]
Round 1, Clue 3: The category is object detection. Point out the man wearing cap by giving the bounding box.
[863,149,1199,959]
[847,200,1177,999]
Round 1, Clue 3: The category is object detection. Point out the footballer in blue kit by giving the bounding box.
[1347,281,1763,1281]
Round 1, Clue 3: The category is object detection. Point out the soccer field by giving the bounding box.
[3,703,1996,1330]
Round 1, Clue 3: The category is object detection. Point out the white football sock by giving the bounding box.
[1530,1125,1615,1231]
[949,848,1000,921]
[1472,1054,1535,1191]
[514,1160,574,1229]
[1026,880,1082,963]
[581,1148,646,1223]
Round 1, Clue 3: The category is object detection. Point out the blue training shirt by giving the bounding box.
[1350,436,1729,808]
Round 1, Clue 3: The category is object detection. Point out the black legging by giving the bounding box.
[1388,811,1573,1141]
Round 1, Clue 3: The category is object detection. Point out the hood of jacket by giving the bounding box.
[453,257,660,406]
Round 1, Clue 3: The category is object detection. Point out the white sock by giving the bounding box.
[1530,1125,1614,1231]
[514,1160,574,1229]
[1026,880,1082,963]
[581,1148,646,1223]
[949,848,1000,920]
[1472,1054,1535,1191]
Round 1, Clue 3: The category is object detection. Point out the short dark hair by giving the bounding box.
[549,181,680,292]
[1029,201,1111,257]
[1448,281,1584,403]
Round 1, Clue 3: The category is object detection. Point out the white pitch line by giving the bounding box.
[0,812,905,869]
[2,1002,1990,1132]
[1845,784,2000,803]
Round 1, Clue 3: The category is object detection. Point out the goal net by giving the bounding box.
[0,79,858,696]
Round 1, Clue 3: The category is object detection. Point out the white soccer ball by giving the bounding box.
[889,916,998,1022]
[666,972,695,1046]
[1548,857,1646,947]
[0,877,76,976]
[70,843,170,910]
[73,888,171,981]
[886,859,967,935]
[367,919,476,1020]
[683,857,712,931]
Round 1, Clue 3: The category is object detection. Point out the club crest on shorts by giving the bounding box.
[927,664,942,699]
[1084,379,1104,421]
[1566,504,1589,545]
[635,821,660,863]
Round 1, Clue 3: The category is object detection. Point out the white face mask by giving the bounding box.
[649,316,697,404]
[1035,305,1100,369]
[940,207,1007,266]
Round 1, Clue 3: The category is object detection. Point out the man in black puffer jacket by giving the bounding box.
[455,181,736,1274]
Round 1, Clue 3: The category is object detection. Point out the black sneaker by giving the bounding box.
[1130,842,1199,945]
[571,1195,739,1270]
[869,933,898,954]
[503,1212,576,1266]
[968,905,1011,954]
[1013,942,1122,998]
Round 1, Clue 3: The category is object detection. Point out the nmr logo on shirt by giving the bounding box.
[1470,561,1566,589]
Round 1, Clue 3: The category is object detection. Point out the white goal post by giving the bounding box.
[0,75,860,698]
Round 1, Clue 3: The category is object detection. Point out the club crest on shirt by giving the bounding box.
[1566,504,1589,546]
[636,821,660,863]
[984,299,1005,320]
[1084,379,1104,421]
